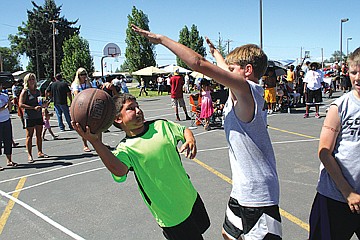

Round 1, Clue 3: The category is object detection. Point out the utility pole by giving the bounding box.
[0,52,3,72]
[49,19,59,78]
[225,39,233,54]
[218,32,221,47]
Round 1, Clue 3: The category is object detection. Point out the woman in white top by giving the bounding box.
[71,68,92,152]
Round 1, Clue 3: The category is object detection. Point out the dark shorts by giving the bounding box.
[309,193,360,240]
[223,197,282,239]
[306,88,322,105]
[24,118,44,128]
[162,194,210,240]
[0,119,12,155]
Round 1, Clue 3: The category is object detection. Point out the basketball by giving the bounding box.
[70,88,116,134]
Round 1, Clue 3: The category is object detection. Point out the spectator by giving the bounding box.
[71,68,92,152]
[303,62,324,118]
[170,68,191,121]
[138,77,148,96]
[19,73,49,163]
[46,73,73,131]
[0,82,18,170]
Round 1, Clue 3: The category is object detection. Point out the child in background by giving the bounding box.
[199,79,213,131]
[42,108,58,140]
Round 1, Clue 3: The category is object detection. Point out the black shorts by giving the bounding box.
[24,118,44,128]
[162,194,210,240]
[223,197,282,239]
[306,88,322,105]
[309,193,360,240]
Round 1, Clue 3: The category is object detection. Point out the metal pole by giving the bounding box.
[340,18,349,63]
[340,21,343,63]
[49,20,58,78]
[0,52,3,72]
[347,37,352,57]
[260,0,263,49]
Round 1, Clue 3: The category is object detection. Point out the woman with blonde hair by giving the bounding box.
[71,67,92,152]
[19,73,49,163]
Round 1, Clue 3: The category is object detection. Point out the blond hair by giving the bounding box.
[72,67,91,86]
[348,47,360,67]
[23,73,37,90]
[225,44,268,79]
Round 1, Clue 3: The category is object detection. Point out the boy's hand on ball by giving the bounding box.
[71,122,99,142]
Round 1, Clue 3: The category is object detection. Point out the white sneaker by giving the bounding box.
[269,110,273,114]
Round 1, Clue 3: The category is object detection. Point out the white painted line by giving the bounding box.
[0,158,100,184]
[7,167,105,195]
[0,189,85,240]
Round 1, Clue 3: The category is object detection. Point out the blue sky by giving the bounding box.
[1,0,359,72]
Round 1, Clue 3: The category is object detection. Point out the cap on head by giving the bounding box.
[174,68,180,75]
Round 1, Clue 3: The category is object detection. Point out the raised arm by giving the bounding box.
[131,25,247,91]
[205,37,228,71]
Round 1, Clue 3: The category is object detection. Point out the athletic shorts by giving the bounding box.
[306,88,322,105]
[24,118,44,128]
[171,98,186,108]
[223,197,282,239]
[309,193,360,240]
[162,194,210,240]
[264,88,277,104]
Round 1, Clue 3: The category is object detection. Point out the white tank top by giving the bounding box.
[223,80,280,207]
[317,91,360,202]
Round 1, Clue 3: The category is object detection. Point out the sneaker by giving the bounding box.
[269,109,273,115]
[315,113,320,119]
[303,113,309,118]
[186,115,191,120]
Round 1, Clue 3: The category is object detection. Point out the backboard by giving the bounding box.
[103,43,121,57]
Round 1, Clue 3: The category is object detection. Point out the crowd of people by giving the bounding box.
[1,25,359,239]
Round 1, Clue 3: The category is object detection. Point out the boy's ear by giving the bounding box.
[114,115,123,125]
[244,64,253,77]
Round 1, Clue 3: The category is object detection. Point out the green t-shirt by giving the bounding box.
[112,120,197,227]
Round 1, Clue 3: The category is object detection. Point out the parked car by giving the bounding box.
[0,72,15,92]
[37,79,52,96]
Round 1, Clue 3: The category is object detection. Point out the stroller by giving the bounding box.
[210,89,228,126]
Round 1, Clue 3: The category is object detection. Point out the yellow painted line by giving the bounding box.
[0,177,27,234]
[268,126,318,139]
[191,158,310,232]
[279,208,309,232]
[192,158,232,184]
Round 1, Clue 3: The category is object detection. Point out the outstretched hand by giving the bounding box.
[131,24,162,44]
[179,140,197,159]
[206,37,217,56]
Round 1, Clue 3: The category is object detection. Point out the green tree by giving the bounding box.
[177,26,190,68]
[329,50,345,63]
[123,6,156,75]
[0,47,21,72]
[61,34,94,83]
[177,24,206,69]
[9,0,79,79]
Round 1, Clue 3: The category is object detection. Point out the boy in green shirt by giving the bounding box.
[72,94,210,240]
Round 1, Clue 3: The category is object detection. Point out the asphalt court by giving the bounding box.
[0,90,354,239]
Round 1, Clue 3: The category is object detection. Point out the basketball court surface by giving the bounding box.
[0,90,357,239]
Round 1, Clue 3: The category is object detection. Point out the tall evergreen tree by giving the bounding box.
[0,47,21,72]
[177,26,190,68]
[61,34,94,83]
[9,0,79,79]
[177,24,206,69]
[123,6,155,74]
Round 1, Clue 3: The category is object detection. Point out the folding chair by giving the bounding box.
[189,93,204,127]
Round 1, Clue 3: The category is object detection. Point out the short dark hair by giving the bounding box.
[55,73,62,80]
[112,94,137,129]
